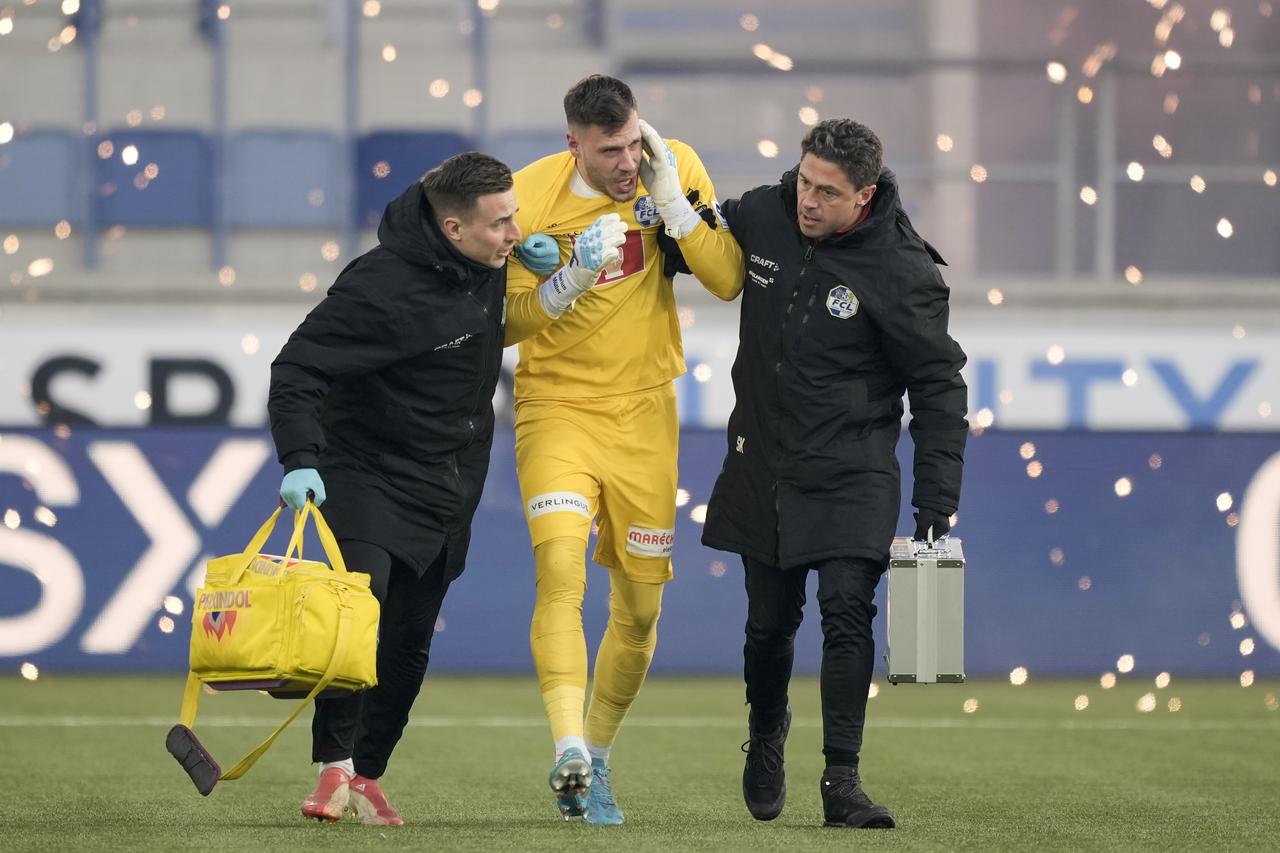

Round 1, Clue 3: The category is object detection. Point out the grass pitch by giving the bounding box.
[2,674,1278,852]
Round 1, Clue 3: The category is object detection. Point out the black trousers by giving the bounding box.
[311,539,451,779]
[743,554,885,769]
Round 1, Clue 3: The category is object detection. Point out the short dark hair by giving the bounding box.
[563,74,636,132]
[800,119,883,190]
[420,152,513,221]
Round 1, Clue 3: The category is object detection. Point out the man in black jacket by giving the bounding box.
[700,120,968,829]
[268,152,625,826]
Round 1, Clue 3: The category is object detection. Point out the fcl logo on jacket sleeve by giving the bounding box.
[827,285,860,319]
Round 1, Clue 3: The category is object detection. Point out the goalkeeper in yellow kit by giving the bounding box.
[503,74,739,824]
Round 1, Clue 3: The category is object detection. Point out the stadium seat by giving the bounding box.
[94,129,212,227]
[226,130,345,228]
[0,129,80,226]
[355,131,473,228]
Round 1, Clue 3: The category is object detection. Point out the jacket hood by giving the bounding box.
[376,182,487,280]
[780,165,901,246]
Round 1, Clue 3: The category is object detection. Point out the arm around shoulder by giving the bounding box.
[657,138,744,300]
[503,257,557,345]
[675,218,744,301]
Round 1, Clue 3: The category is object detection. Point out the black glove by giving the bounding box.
[657,189,719,278]
[913,509,951,543]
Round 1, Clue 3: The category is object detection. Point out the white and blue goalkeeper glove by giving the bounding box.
[514,233,560,276]
[637,119,702,239]
[538,213,628,317]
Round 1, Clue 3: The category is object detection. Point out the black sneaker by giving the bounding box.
[741,706,790,821]
[821,766,896,829]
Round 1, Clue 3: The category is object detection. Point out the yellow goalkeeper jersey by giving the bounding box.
[505,140,740,402]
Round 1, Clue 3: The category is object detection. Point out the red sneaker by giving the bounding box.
[348,775,405,826]
[301,767,351,822]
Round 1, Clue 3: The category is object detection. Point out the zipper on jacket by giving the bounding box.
[777,241,816,376]
[771,239,815,549]
[467,279,495,431]
[773,481,782,547]
[792,242,817,358]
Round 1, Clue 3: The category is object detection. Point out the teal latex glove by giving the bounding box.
[280,468,326,510]
[514,233,560,275]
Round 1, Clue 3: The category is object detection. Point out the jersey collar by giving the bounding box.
[570,164,605,200]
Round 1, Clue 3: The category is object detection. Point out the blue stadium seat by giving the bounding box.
[226,131,345,228]
[488,129,568,172]
[94,129,212,227]
[356,131,473,227]
[0,129,79,226]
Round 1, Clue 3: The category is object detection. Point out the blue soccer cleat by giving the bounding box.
[583,758,624,825]
[548,748,592,819]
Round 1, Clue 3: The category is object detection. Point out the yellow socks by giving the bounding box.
[585,567,664,749]
[530,538,666,755]
[530,537,589,747]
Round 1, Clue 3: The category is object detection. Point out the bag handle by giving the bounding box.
[308,503,349,575]
[228,503,349,586]
[282,508,307,566]
[280,502,350,576]
[173,594,356,788]
[227,506,284,585]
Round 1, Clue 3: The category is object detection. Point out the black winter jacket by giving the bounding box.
[701,167,968,569]
[269,181,506,580]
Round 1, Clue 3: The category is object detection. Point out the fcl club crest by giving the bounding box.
[826,284,859,319]
[202,610,237,640]
[633,194,660,226]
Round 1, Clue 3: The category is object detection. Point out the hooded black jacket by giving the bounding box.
[701,167,968,569]
[268,181,506,580]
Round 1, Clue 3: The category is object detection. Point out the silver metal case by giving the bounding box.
[885,536,965,684]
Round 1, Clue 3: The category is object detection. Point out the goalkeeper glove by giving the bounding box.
[514,232,560,276]
[637,119,703,239]
[538,213,628,317]
[280,468,326,511]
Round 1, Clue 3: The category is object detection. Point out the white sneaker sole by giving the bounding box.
[550,755,592,818]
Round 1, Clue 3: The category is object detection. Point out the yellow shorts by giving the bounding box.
[515,384,679,583]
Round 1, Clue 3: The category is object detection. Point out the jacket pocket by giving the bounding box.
[794,428,889,489]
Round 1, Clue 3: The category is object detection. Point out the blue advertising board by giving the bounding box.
[1,428,1277,677]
